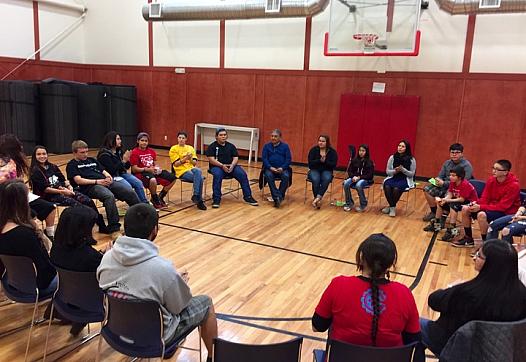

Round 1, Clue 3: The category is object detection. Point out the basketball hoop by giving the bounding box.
[353,33,379,53]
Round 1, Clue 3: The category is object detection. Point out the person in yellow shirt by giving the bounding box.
[169,132,206,210]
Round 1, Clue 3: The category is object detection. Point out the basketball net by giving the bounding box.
[353,33,379,53]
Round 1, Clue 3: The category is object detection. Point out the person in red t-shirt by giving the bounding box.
[130,132,176,209]
[424,166,478,242]
[453,159,520,248]
[312,233,423,360]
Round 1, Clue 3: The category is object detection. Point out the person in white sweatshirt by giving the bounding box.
[97,203,218,361]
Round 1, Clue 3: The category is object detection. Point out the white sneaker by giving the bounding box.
[355,206,365,212]
[389,207,396,217]
[343,205,353,212]
[381,207,390,214]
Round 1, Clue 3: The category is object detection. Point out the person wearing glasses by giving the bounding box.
[421,144,473,230]
[452,160,520,248]
[420,239,526,357]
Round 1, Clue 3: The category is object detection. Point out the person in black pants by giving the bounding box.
[66,140,140,234]
[307,135,338,209]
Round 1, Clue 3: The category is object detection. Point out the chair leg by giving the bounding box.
[25,297,40,362]
[95,329,103,362]
[42,301,56,362]
[198,326,202,362]
[304,179,308,204]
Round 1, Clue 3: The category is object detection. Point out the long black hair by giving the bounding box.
[448,239,526,322]
[395,139,412,158]
[355,233,398,346]
[0,179,33,232]
[54,205,97,249]
[0,134,28,178]
[29,145,50,171]
[101,131,121,151]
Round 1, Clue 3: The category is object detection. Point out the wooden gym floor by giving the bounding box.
[0,149,480,361]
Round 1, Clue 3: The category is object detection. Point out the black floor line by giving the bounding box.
[217,313,310,322]
[158,221,417,279]
[217,315,327,343]
[408,232,438,291]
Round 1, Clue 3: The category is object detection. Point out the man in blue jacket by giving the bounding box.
[262,129,292,208]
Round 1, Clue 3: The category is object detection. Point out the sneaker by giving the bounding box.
[423,220,436,232]
[274,198,281,208]
[212,200,221,208]
[452,236,475,248]
[441,228,455,242]
[244,196,259,206]
[389,207,396,217]
[381,206,390,214]
[343,205,352,212]
[422,211,435,222]
[152,201,163,209]
[191,195,199,203]
[159,190,168,206]
[196,200,207,210]
[355,206,365,212]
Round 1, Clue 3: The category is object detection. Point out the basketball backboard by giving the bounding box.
[324,0,422,56]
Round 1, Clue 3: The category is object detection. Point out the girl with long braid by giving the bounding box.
[312,234,423,357]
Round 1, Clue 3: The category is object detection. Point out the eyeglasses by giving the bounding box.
[474,251,485,260]
[492,167,507,172]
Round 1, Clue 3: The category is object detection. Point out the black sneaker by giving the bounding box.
[191,195,199,203]
[423,220,437,232]
[274,198,281,208]
[244,196,259,206]
[197,200,207,210]
[422,212,435,222]
[159,190,168,206]
[452,236,475,248]
[441,228,455,241]
[212,200,221,208]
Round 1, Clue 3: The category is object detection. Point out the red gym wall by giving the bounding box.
[1,12,526,185]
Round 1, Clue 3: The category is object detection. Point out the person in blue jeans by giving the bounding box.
[487,198,526,243]
[343,144,374,212]
[261,129,292,208]
[97,131,149,204]
[205,128,258,208]
[307,135,338,209]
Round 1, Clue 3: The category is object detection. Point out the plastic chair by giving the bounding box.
[313,339,419,362]
[0,254,55,362]
[213,337,303,362]
[96,294,202,361]
[304,172,334,205]
[469,179,486,198]
[43,267,105,361]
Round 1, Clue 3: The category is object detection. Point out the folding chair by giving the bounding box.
[313,339,419,362]
[213,337,302,362]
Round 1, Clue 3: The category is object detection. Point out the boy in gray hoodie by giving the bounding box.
[97,203,217,360]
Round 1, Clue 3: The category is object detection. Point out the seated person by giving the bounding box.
[343,144,374,212]
[169,131,206,210]
[261,129,292,208]
[382,140,416,217]
[423,166,478,242]
[420,239,526,357]
[97,204,218,362]
[453,159,520,248]
[66,140,140,234]
[130,132,176,209]
[308,135,338,209]
[97,131,149,204]
[0,180,56,294]
[30,145,110,234]
[422,143,473,222]
[205,128,258,208]
[487,197,526,244]
[0,133,57,240]
[312,233,423,360]
[50,205,104,336]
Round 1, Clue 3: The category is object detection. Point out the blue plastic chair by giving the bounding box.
[469,179,486,198]
[313,339,419,362]
[0,254,55,362]
[96,294,202,361]
[42,267,105,361]
[213,337,303,362]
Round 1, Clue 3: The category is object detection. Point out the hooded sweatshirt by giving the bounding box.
[478,172,521,214]
[97,235,192,341]
[97,148,129,177]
